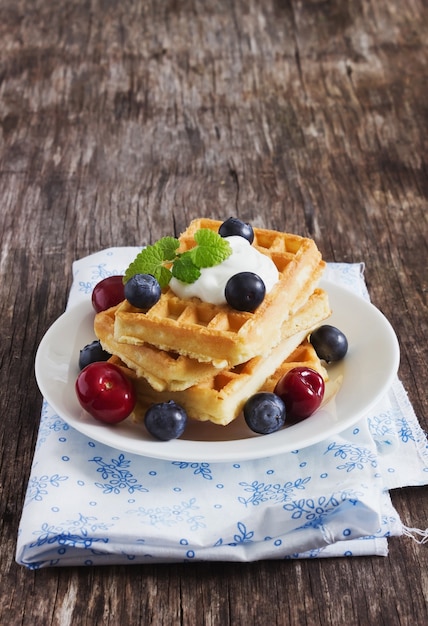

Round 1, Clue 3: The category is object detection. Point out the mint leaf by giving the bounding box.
[189,229,232,268]
[171,254,201,284]
[123,229,233,288]
[123,237,179,288]
[157,237,181,261]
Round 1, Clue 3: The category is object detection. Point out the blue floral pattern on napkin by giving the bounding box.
[16,250,428,568]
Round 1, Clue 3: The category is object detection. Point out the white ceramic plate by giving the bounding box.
[35,281,400,462]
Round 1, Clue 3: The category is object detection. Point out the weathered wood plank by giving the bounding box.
[1,0,427,624]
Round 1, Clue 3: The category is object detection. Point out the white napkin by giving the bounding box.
[16,250,428,568]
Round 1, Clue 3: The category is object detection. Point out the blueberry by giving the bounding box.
[144,401,188,441]
[225,272,266,311]
[218,217,254,244]
[78,340,111,370]
[309,325,348,362]
[243,392,286,434]
[124,274,161,309]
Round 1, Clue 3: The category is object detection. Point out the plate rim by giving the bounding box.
[34,280,400,462]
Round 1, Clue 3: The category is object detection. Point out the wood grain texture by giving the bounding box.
[1,0,427,624]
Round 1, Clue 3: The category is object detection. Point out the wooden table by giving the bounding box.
[1,0,427,623]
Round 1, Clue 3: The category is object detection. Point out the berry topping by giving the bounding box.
[309,325,348,362]
[78,340,111,370]
[124,273,162,309]
[274,367,325,423]
[92,275,125,312]
[218,217,254,244]
[243,392,286,434]
[75,362,136,424]
[144,401,188,441]
[224,272,266,311]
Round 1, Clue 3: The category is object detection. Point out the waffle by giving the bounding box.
[95,306,227,391]
[95,288,330,392]
[111,339,328,427]
[114,219,325,366]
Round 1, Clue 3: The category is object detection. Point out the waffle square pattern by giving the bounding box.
[113,219,325,367]
[95,288,330,394]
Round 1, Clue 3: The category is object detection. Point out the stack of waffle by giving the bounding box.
[94,219,331,426]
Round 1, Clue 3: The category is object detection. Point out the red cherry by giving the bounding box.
[92,275,125,312]
[75,362,136,423]
[274,367,325,423]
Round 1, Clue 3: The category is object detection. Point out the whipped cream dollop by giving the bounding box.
[169,236,279,305]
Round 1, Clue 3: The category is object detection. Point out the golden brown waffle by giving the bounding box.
[110,337,328,427]
[114,219,325,366]
[111,340,327,427]
[261,344,328,394]
[95,288,330,392]
[95,306,227,391]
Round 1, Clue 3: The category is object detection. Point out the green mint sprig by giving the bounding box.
[123,229,232,288]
